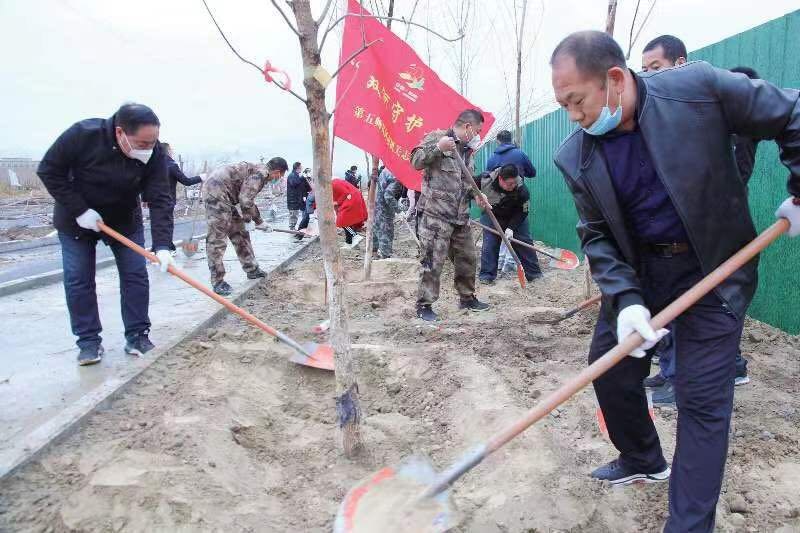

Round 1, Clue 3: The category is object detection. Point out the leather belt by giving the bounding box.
[639,242,690,257]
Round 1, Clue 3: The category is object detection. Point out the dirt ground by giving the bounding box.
[1,227,799,533]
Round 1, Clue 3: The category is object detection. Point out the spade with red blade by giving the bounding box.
[469,219,580,270]
[98,222,334,371]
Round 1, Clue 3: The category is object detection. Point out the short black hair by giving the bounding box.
[267,157,288,172]
[551,31,626,82]
[730,66,759,80]
[293,161,302,171]
[455,109,484,126]
[499,164,519,179]
[643,35,687,64]
[115,103,160,135]
[496,130,514,144]
[350,165,357,171]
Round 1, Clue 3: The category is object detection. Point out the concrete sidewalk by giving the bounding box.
[0,225,316,478]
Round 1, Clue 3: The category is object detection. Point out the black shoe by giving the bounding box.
[590,459,671,486]
[459,297,490,312]
[247,268,267,279]
[735,367,750,386]
[77,344,104,366]
[294,234,305,241]
[479,277,495,285]
[416,304,438,322]
[643,372,668,389]
[125,330,155,356]
[526,273,544,282]
[651,382,676,408]
[213,281,233,296]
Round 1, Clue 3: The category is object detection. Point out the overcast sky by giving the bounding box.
[1,0,797,175]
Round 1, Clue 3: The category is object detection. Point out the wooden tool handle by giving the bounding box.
[98,222,301,349]
[424,219,789,497]
[562,294,602,319]
[470,219,563,262]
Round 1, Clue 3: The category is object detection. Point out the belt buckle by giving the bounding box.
[655,243,673,258]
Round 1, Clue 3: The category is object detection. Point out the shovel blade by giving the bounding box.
[334,455,457,533]
[516,266,527,288]
[181,241,198,258]
[288,342,335,371]
[548,248,580,270]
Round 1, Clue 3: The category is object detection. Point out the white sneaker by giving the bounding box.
[349,234,364,248]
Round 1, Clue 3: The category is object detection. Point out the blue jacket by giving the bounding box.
[486,143,537,178]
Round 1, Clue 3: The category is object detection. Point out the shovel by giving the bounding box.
[334,219,790,532]
[97,222,335,371]
[452,150,526,289]
[469,219,580,270]
[256,226,315,237]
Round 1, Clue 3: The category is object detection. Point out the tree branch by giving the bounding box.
[330,38,382,81]
[270,0,301,37]
[316,0,335,26]
[320,13,463,52]
[200,0,307,104]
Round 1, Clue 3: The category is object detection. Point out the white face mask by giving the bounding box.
[467,134,481,150]
[121,132,153,164]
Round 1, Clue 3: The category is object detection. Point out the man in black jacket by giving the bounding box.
[37,103,175,367]
[478,164,541,283]
[286,161,311,234]
[160,142,203,206]
[551,31,800,531]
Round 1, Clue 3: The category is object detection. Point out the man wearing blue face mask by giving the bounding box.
[38,103,175,367]
[550,31,800,532]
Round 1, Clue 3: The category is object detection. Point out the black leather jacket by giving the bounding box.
[554,62,800,320]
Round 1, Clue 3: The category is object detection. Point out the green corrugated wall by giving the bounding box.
[476,9,800,333]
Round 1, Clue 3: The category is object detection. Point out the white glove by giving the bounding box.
[198,173,208,182]
[504,228,514,239]
[244,221,256,232]
[155,249,175,273]
[775,197,800,237]
[616,304,669,358]
[256,222,273,233]
[76,209,102,232]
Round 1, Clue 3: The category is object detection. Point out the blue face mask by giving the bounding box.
[582,84,622,136]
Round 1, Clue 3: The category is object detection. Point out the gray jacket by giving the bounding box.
[554,61,800,319]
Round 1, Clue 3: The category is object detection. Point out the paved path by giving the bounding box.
[0,216,314,478]
[0,218,208,284]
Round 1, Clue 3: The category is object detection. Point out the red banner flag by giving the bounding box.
[333,0,495,191]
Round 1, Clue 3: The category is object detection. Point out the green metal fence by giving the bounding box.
[476,9,800,333]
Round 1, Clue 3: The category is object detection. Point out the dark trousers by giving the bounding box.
[478,214,542,281]
[657,327,747,381]
[58,226,151,349]
[589,251,744,532]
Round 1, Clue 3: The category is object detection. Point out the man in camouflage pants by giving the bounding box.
[204,157,288,296]
[372,166,404,259]
[411,109,492,321]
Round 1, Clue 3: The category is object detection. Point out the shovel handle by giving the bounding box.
[261,227,309,237]
[452,150,525,288]
[423,219,789,497]
[469,219,565,262]
[97,222,311,357]
[561,293,602,320]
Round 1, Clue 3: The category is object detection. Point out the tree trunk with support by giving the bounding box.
[362,0,394,281]
[290,0,363,457]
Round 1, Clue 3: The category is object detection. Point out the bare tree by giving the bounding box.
[625,0,657,60]
[203,0,460,458]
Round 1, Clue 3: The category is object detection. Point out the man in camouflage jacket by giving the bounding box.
[203,157,288,295]
[411,109,492,321]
